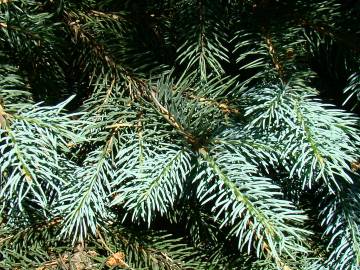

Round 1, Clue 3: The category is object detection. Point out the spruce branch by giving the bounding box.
[0,97,84,210]
[176,0,228,81]
[1,1,359,269]
[343,72,360,111]
[110,132,193,225]
[58,134,116,242]
[320,188,360,270]
[243,83,359,191]
[195,145,309,269]
[300,20,360,53]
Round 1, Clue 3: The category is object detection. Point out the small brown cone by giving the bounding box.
[105,252,129,268]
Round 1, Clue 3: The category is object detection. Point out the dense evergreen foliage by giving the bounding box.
[0,0,360,269]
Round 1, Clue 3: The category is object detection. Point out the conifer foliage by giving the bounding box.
[0,0,360,269]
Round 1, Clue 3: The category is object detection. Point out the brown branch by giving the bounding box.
[89,10,125,21]
[63,10,233,147]
[148,89,198,146]
[103,78,116,104]
[264,33,285,82]
[63,11,146,99]
[186,94,240,115]
[32,217,62,230]
[351,161,360,172]
[106,123,141,130]
[145,82,241,148]
[0,104,8,129]
[64,11,140,81]
[64,11,117,70]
